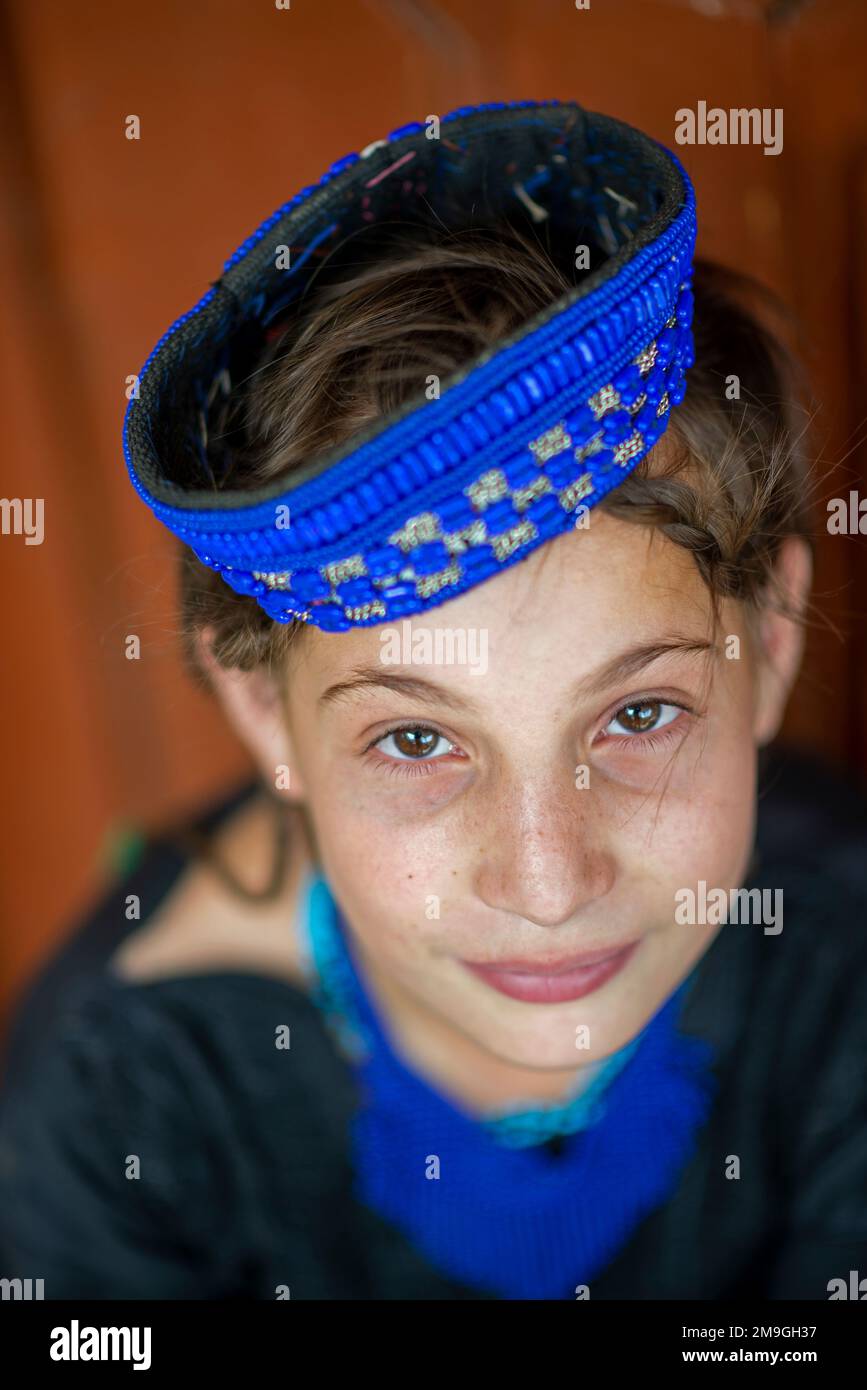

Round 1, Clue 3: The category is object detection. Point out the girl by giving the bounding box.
[1,100,866,1301]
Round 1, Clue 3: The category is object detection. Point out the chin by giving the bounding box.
[469,992,652,1072]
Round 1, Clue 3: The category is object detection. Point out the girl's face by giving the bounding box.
[277,509,779,1076]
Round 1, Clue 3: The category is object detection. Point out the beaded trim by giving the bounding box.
[202,300,692,631]
[123,100,697,633]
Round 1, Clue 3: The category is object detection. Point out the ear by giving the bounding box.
[752,536,813,746]
[193,627,307,801]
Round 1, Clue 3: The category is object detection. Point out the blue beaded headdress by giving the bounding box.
[123,100,696,633]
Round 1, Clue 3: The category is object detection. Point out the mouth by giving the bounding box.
[461,940,641,1004]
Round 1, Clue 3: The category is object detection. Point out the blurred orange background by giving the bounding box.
[1,0,866,1026]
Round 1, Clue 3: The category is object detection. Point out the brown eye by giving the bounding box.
[618,701,662,733]
[380,726,449,760]
[605,701,681,738]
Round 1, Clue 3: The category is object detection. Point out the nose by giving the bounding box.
[470,767,617,929]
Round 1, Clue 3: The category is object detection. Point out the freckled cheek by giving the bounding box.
[655,801,752,892]
[699,710,760,867]
[641,750,757,893]
[598,713,757,905]
[308,796,454,957]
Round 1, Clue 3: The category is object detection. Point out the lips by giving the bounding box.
[468,943,637,975]
[461,940,640,1004]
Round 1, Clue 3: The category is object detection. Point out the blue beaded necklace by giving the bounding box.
[300,871,718,1298]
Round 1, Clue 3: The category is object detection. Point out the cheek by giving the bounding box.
[680,686,760,879]
[596,681,759,941]
[302,775,450,962]
[619,708,760,930]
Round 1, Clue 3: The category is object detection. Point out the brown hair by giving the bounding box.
[177,223,815,691]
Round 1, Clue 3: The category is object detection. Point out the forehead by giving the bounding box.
[294,509,716,700]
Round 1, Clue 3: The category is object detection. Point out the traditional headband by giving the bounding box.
[123,100,696,632]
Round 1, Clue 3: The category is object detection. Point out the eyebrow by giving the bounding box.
[317,637,719,712]
[573,637,719,698]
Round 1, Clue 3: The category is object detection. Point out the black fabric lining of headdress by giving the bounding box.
[127,103,686,511]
